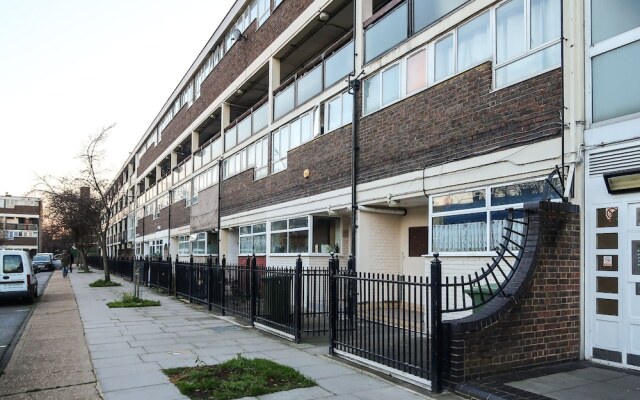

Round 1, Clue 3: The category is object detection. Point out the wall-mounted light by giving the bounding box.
[318,11,330,22]
[604,169,640,194]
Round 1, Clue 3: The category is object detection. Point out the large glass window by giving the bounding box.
[192,232,217,255]
[271,108,317,173]
[431,178,561,253]
[591,0,640,44]
[406,49,427,93]
[365,2,408,62]
[434,34,454,81]
[457,12,491,71]
[495,0,561,87]
[297,65,323,106]
[239,223,267,254]
[325,91,353,132]
[414,0,467,33]
[364,64,400,115]
[592,40,640,122]
[178,235,190,255]
[270,217,309,254]
[325,41,354,88]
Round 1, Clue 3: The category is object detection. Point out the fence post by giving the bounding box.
[250,254,257,325]
[430,253,443,394]
[207,255,213,311]
[245,255,251,299]
[294,255,303,342]
[221,255,226,316]
[329,254,338,355]
[145,255,150,287]
[188,255,193,303]
[347,255,356,327]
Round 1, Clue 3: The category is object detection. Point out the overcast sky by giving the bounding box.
[0,0,234,197]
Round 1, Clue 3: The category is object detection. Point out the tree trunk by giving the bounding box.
[78,248,89,272]
[99,234,111,282]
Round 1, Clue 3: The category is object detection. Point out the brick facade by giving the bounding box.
[445,202,581,384]
[221,64,561,217]
[138,0,314,176]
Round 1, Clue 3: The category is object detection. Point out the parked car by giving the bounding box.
[52,254,62,269]
[32,253,54,272]
[0,250,38,304]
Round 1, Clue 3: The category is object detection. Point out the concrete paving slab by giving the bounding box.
[258,386,332,400]
[351,385,431,400]
[96,360,162,379]
[506,378,561,394]
[533,373,593,389]
[100,369,170,392]
[90,346,146,360]
[295,363,359,380]
[566,367,627,381]
[102,383,185,400]
[92,354,143,369]
[315,373,391,395]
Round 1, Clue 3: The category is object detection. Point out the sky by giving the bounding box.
[0,0,235,197]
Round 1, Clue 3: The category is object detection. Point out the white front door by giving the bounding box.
[624,204,640,368]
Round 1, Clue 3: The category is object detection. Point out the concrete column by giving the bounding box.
[355,0,368,72]
[192,131,200,153]
[268,57,281,126]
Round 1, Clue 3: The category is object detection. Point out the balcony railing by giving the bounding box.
[273,33,353,121]
[224,98,269,152]
[194,137,223,171]
[0,223,38,231]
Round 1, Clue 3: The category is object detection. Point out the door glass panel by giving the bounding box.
[633,240,640,275]
[597,255,618,271]
[597,233,618,249]
[597,277,618,294]
[596,298,618,316]
[596,207,618,227]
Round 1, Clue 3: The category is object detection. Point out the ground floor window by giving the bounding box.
[191,232,218,255]
[270,217,309,254]
[430,178,561,254]
[178,235,190,255]
[312,217,340,253]
[239,223,266,255]
[149,239,163,259]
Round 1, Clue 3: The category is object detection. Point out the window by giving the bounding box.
[591,0,640,44]
[178,235,190,255]
[406,49,427,93]
[273,85,295,121]
[191,232,218,255]
[457,12,491,72]
[257,0,270,26]
[239,223,267,254]
[157,193,170,210]
[312,217,340,253]
[297,66,323,106]
[272,108,318,173]
[494,0,561,87]
[434,34,454,82]
[223,136,268,180]
[149,239,163,259]
[414,0,467,33]
[325,91,353,132]
[3,255,23,273]
[592,40,640,122]
[324,40,354,88]
[430,178,561,253]
[365,2,408,62]
[364,63,400,115]
[589,0,640,123]
[270,217,309,254]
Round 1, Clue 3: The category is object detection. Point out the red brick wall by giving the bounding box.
[358,63,562,184]
[446,202,580,383]
[221,64,562,217]
[138,0,314,176]
[0,205,40,215]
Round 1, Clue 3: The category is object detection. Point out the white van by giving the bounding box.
[0,250,38,304]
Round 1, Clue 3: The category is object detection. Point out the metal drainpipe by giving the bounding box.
[349,0,359,272]
[217,158,223,263]
[168,189,172,259]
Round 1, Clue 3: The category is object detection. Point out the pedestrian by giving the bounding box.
[61,250,70,278]
[69,251,74,273]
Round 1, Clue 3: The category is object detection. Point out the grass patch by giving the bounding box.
[89,279,121,287]
[106,292,160,308]
[164,355,315,400]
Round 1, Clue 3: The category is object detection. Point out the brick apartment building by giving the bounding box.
[0,195,41,255]
[101,0,640,374]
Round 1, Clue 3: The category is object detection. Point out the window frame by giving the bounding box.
[269,216,310,255]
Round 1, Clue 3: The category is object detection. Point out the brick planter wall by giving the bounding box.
[445,201,581,384]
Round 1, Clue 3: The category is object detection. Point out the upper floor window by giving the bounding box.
[589,0,640,123]
[414,0,467,33]
[365,2,408,63]
[272,108,318,173]
[325,91,353,133]
[257,0,270,26]
[494,0,561,87]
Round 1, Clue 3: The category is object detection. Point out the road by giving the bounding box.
[0,270,52,371]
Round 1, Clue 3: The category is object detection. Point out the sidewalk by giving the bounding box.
[0,269,100,399]
[0,271,459,400]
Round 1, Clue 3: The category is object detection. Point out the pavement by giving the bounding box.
[0,268,459,400]
[2,269,639,400]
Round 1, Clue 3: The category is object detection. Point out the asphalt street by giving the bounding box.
[0,270,52,371]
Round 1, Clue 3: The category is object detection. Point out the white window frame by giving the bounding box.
[178,235,190,255]
[269,216,310,255]
[492,0,562,89]
[324,91,353,133]
[585,0,640,127]
[239,222,267,255]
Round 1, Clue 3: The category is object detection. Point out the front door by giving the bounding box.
[625,204,640,368]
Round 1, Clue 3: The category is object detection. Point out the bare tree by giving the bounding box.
[76,125,118,281]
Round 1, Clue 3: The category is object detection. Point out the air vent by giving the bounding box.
[589,145,640,176]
